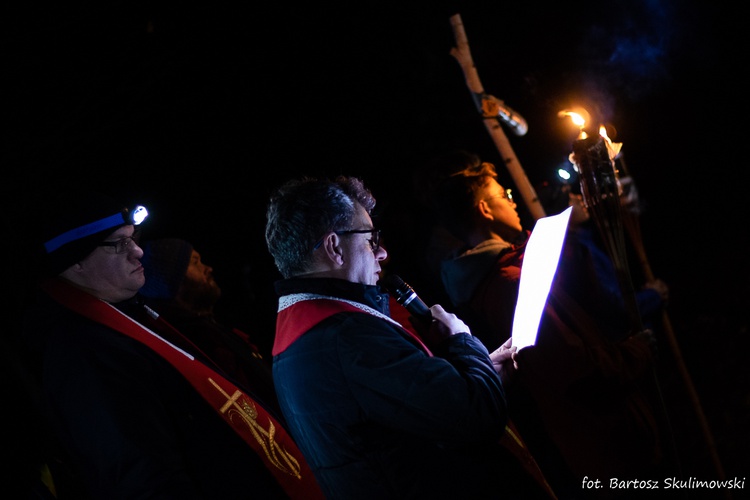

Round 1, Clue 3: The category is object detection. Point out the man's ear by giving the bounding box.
[320,233,346,266]
[477,199,494,221]
[58,262,84,282]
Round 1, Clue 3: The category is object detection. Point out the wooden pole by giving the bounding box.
[617,157,729,492]
[449,13,546,221]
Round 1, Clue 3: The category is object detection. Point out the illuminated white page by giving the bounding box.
[511,206,572,350]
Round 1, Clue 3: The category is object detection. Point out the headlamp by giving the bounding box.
[128,205,149,225]
[44,204,149,254]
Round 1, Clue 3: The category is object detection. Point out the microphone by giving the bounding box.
[477,93,528,136]
[380,274,432,321]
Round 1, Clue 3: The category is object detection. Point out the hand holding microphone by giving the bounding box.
[380,274,431,321]
[380,274,470,344]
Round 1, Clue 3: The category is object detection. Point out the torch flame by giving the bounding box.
[561,111,586,128]
[599,124,623,161]
[558,107,591,138]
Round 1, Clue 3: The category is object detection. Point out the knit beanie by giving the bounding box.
[31,190,144,278]
[139,238,194,299]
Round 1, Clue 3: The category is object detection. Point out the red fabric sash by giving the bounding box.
[273,297,432,356]
[273,295,556,498]
[41,278,323,500]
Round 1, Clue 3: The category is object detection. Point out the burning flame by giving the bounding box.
[562,111,586,128]
[560,107,625,176]
[559,108,623,160]
[558,108,591,138]
[599,125,623,161]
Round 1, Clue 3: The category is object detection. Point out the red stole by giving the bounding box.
[274,295,557,499]
[273,296,432,356]
[41,278,323,500]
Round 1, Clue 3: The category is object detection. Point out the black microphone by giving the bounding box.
[380,274,432,321]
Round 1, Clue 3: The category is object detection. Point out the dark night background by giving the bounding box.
[4,0,748,494]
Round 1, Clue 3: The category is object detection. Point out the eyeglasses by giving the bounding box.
[313,228,381,252]
[98,228,142,254]
[485,188,513,204]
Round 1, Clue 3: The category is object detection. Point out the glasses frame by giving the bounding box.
[313,228,381,252]
[484,188,513,204]
[98,228,142,254]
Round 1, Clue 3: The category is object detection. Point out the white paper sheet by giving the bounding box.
[511,206,572,350]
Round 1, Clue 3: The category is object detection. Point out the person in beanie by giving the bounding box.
[17,187,322,500]
[139,238,280,416]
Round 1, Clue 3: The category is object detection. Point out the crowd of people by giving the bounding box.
[2,150,727,499]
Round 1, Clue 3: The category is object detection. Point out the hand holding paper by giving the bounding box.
[490,337,518,385]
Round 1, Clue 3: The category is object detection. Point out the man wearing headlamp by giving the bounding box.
[38,201,149,302]
[17,188,320,499]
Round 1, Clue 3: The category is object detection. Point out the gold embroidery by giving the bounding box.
[242,399,258,419]
[209,377,302,478]
[504,425,525,448]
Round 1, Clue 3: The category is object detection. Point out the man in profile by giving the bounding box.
[265,174,554,499]
[17,187,320,499]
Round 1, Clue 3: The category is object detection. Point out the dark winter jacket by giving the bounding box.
[440,232,669,492]
[272,277,551,499]
[21,286,289,499]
